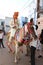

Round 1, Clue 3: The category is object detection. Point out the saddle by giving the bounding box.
[20,32,30,45]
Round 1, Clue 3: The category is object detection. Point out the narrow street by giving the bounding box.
[0,36,43,65]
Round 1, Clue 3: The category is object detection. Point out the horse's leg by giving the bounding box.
[7,42,14,53]
[19,45,23,53]
[14,40,18,63]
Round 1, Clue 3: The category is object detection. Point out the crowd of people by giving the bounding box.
[0,12,43,65]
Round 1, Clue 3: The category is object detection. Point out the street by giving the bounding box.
[0,36,43,65]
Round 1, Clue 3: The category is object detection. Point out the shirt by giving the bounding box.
[0,32,4,39]
[29,25,37,48]
[10,19,20,29]
[9,28,16,37]
[30,38,37,48]
[27,22,33,33]
[24,24,28,35]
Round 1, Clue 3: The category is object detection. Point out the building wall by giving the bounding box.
[37,0,43,34]
[0,19,5,25]
[5,17,13,33]
[37,17,43,34]
[40,0,43,7]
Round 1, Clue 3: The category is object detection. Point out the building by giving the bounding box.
[5,17,13,33]
[0,19,5,25]
[37,0,43,33]
[37,0,43,18]
[0,19,5,31]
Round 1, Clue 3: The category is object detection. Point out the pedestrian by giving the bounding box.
[25,18,34,56]
[38,29,43,58]
[30,24,38,65]
[34,25,42,58]
[40,29,43,45]
[0,29,5,48]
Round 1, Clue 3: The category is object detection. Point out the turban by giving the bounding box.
[13,12,19,19]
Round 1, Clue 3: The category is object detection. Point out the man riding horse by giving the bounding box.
[6,12,20,63]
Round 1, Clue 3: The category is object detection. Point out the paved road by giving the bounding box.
[0,36,43,65]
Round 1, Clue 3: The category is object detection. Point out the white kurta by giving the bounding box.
[9,18,19,42]
[9,28,16,42]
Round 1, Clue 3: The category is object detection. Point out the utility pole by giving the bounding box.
[37,0,40,18]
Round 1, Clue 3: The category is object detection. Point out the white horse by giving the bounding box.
[6,24,32,63]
